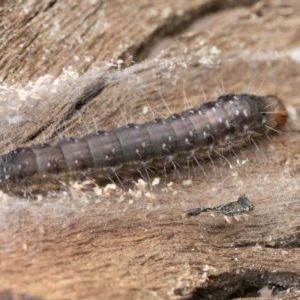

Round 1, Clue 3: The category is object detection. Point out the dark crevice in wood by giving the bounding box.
[48,75,109,139]
[126,0,260,62]
[43,0,57,12]
[185,270,300,300]
[24,10,40,24]
[214,236,300,250]
[263,238,300,249]
[25,0,57,23]
[22,74,109,143]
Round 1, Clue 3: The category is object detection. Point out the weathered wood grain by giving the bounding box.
[0,0,300,299]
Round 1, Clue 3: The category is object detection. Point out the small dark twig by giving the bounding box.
[186,194,254,218]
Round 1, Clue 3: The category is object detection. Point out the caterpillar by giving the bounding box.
[0,93,288,195]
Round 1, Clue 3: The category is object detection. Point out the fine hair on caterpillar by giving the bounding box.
[0,93,287,196]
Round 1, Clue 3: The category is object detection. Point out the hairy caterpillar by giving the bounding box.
[0,93,287,195]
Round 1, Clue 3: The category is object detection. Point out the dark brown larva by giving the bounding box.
[0,93,288,194]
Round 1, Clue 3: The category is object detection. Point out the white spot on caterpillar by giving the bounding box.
[152,177,160,186]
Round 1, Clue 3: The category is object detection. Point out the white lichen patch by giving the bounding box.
[103,183,118,196]
[161,181,178,195]
[0,189,13,203]
[61,176,175,206]
[133,178,148,191]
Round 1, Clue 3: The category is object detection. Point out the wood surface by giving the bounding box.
[1,0,300,299]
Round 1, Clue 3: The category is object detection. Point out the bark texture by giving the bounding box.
[1,0,300,299]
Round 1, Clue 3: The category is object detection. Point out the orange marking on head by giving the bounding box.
[266,95,288,127]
